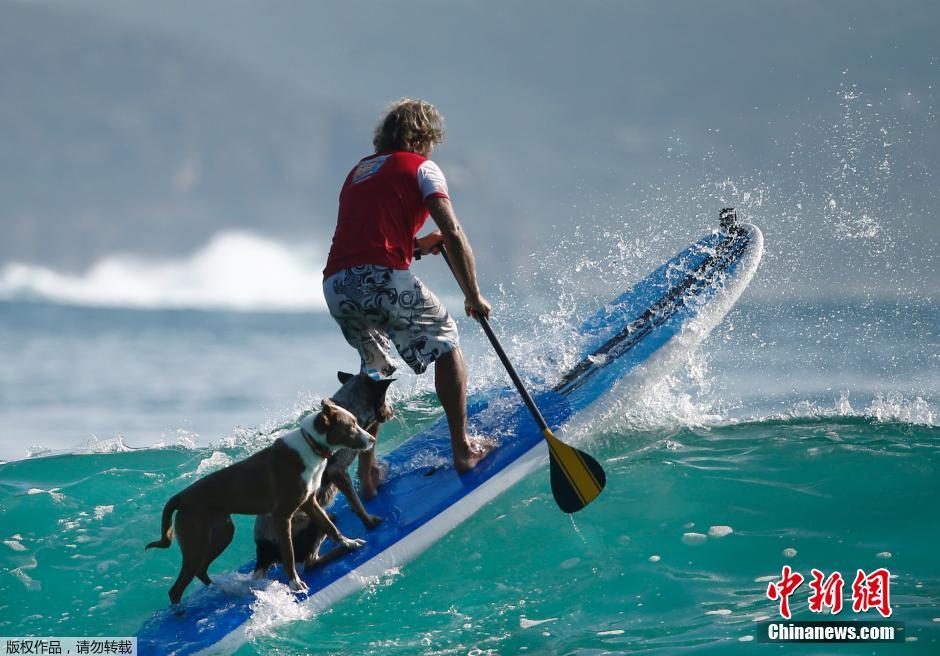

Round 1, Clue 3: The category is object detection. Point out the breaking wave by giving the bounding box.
[0,231,327,313]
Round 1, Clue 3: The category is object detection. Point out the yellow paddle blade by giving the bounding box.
[544,429,606,513]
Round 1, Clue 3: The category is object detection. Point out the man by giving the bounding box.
[322,98,496,498]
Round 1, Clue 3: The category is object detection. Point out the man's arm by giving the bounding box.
[423,196,491,319]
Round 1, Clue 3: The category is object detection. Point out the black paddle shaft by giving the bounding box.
[436,246,550,433]
[426,242,606,514]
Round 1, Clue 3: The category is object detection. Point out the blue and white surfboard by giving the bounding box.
[137,221,764,655]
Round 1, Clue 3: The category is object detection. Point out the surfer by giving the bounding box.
[322,98,496,495]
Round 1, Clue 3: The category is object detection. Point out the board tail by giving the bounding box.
[145,494,180,550]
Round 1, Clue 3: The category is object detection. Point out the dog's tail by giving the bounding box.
[145,493,181,550]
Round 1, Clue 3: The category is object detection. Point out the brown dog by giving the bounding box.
[253,372,393,576]
[145,399,374,606]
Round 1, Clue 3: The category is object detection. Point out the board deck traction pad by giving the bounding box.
[555,226,749,395]
[136,224,759,655]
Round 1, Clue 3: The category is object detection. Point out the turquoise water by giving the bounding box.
[1,410,938,653]
[1,299,938,653]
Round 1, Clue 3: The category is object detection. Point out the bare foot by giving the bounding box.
[454,437,497,474]
[358,459,389,500]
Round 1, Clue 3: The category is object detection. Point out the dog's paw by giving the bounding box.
[289,578,309,593]
[340,536,366,550]
[362,513,382,529]
[251,569,267,580]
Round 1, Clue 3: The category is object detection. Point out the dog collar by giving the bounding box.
[300,425,333,460]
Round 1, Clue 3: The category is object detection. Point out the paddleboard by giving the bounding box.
[137,218,763,655]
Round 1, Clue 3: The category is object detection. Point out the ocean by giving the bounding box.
[1,1,937,651]
[0,290,937,653]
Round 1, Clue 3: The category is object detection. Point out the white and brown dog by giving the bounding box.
[145,397,376,606]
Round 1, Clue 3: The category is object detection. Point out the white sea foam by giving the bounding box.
[93,505,114,520]
[194,451,234,475]
[11,567,41,591]
[27,436,133,460]
[10,556,41,591]
[244,580,314,639]
[26,488,65,502]
[520,616,558,629]
[0,231,326,313]
[151,430,200,451]
[361,566,405,598]
[865,395,936,426]
[782,393,937,426]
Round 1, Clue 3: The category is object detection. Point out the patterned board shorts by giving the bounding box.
[323,265,460,377]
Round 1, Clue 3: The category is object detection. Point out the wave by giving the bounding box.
[23,435,137,460]
[3,397,936,646]
[570,359,939,443]
[779,392,937,426]
[12,381,936,467]
[0,231,327,312]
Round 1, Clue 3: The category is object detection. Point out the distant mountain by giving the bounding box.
[3,0,937,300]
[0,2,368,270]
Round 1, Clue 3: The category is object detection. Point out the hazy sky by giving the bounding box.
[4,0,939,302]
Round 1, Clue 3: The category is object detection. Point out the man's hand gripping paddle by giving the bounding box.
[432,243,606,513]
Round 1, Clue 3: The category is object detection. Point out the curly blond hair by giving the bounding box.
[373,98,445,155]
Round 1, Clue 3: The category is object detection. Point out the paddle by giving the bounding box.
[431,243,606,513]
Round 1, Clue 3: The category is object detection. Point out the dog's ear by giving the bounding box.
[371,377,396,393]
[337,371,354,384]
[320,398,338,426]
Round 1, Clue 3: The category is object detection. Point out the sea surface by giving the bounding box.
[0,293,937,654]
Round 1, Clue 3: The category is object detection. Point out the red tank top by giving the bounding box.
[323,151,449,277]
